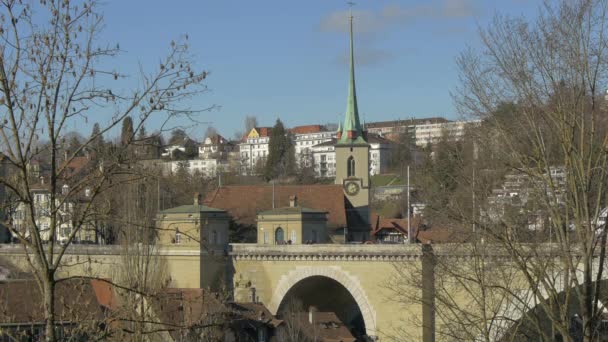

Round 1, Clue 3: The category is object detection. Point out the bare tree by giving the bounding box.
[244,115,258,133]
[418,0,608,341]
[385,1,608,341]
[0,1,212,340]
[204,125,218,140]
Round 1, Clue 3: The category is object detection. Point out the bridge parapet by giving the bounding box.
[229,243,424,261]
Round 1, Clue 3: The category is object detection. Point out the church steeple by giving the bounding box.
[337,10,366,145]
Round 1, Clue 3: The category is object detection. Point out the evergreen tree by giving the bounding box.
[90,123,104,152]
[264,119,295,181]
[138,125,147,140]
[169,128,187,145]
[121,116,134,146]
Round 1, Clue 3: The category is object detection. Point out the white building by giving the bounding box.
[311,134,393,178]
[238,125,335,175]
[198,134,235,159]
[414,120,480,147]
[165,158,228,178]
[292,126,334,168]
[366,118,480,147]
[238,127,272,175]
[160,144,185,158]
[12,184,98,244]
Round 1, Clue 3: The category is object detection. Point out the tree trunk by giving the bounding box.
[44,273,56,342]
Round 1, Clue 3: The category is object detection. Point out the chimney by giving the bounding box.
[194,192,202,205]
[308,306,317,324]
[289,195,298,208]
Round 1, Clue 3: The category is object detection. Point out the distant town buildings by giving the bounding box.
[366,117,481,146]
[311,134,392,177]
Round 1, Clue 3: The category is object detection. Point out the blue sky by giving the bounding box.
[97,0,541,140]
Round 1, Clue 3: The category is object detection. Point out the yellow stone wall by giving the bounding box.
[257,213,328,244]
[231,244,424,340]
[156,212,230,248]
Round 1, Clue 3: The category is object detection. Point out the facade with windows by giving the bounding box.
[292,127,334,168]
[198,134,235,159]
[238,127,272,175]
[311,134,393,178]
[11,183,98,244]
[165,158,229,178]
[366,118,481,146]
[256,196,328,245]
[156,193,230,248]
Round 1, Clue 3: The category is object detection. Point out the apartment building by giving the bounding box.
[366,117,480,147]
[238,127,272,175]
[311,134,393,178]
[238,125,335,175]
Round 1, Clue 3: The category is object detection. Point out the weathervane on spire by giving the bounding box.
[347,1,356,20]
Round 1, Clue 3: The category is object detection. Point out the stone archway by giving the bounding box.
[268,265,377,337]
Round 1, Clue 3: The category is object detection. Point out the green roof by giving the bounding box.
[337,15,367,146]
[160,204,225,214]
[259,206,327,216]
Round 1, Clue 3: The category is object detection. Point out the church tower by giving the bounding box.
[335,11,370,242]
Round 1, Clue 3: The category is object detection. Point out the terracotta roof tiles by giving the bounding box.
[204,185,347,228]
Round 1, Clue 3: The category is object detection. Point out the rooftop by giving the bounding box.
[204,185,347,228]
[259,206,328,216]
[160,204,226,214]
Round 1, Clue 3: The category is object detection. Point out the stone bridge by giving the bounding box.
[229,244,429,340]
[2,243,607,341]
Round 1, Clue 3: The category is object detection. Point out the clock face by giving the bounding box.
[345,181,360,196]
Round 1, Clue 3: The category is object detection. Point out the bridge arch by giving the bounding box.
[268,265,377,337]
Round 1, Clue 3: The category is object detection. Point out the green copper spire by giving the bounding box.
[337,11,367,145]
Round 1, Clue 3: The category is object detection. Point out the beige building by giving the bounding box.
[156,194,231,248]
[256,195,328,245]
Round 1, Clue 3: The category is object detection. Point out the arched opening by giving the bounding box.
[347,156,355,177]
[496,279,608,341]
[277,275,366,339]
[275,227,284,244]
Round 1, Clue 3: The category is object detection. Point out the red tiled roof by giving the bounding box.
[151,288,229,341]
[291,311,356,342]
[289,125,323,135]
[90,279,119,310]
[256,127,272,137]
[241,127,273,142]
[0,279,107,324]
[204,185,348,228]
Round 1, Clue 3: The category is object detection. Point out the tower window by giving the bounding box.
[275,227,284,244]
[347,156,355,177]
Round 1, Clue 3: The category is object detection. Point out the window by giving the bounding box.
[275,227,284,244]
[347,156,355,177]
[175,230,181,244]
[312,230,318,243]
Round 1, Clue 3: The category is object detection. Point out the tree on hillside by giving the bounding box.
[0,1,212,340]
[169,128,188,145]
[90,123,105,154]
[390,1,608,341]
[389,129,415,174]
[204,125,218,139]
[121,116,135,146]
[264,119,295,181]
